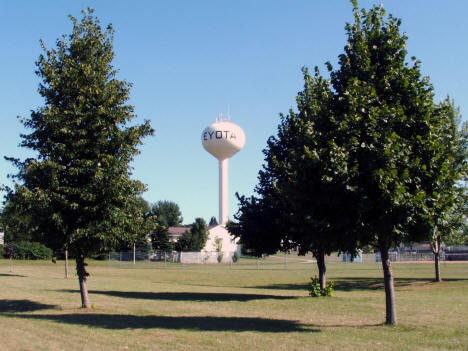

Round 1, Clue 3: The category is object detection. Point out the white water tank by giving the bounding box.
[201,120,245,224]
[201,121,245,160]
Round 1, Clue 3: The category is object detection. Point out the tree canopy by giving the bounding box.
[4,8,153,308]
[229,67,360,290]
[150,200,183,227]
[148,200,183,251]
[175,218,208,252]
[230,1,467,325]
[413,99,468,281]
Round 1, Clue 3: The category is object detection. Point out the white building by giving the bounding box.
[168,224,240,263]
[203,224,240,261]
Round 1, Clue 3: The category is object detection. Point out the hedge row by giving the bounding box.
[2,241,53,260]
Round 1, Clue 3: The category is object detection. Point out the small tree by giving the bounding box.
[212,236,223,252]
[209,216,218,226]
[173,230,192,252]
[213,236,223,262]
[174,218,208,252]
[0,198,34,244]
[4,9,153,308]
[149,200,182,251]
[150,225,173,251]
[414,99,468,281]
[188,218,209,251]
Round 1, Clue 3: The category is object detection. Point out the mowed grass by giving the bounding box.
[1,257,467,351]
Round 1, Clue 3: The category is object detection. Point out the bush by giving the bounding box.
[232,251,240,263]
[217,253,223,263]
[0,245,4,257]
[308,276,335,297]
[93,252,109,260]
[9,241,53,260]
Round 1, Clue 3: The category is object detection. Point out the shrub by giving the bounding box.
[4,245,14,259]
[308,276,335,297]
[9,241,53,260]
[217,253,223,263]
[232,251,240,263]
[94,252,109,260]
[0,245,5,257]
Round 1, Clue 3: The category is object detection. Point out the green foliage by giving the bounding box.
[3,8,154,260]
[0,199,34,243]
[308,276,335,297]
[229,66,360,267]
[148,200,182,251]
[173,230,189,252]
[232,251,240,263]
[0,245,4,257]
[413,99,468,254]
[135,197,151,217]
[212,236,223,252]
[150,226,173,252]
[8,241,53,260]
[229,2,464,324]
[150,200,183,227]
[217,253,223,263]
[209,216,218,226]
[328,2,436,252]
[174,218,208,252]
[4,244,14,258]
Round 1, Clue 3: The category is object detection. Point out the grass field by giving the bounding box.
[1,256,467,351]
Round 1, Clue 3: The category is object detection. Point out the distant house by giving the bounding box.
[167,226,189,243]
[203,224,239,254]
[168,224,240,263]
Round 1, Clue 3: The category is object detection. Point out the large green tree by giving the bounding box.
[4,9,153,308]
[229,67,359,291]
[329,2,436,324]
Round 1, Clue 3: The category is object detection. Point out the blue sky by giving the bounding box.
[1,1,468,224]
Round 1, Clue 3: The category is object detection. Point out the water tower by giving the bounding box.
[202,117,245,225]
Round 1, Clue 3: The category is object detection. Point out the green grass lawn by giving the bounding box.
[1,257,467,351]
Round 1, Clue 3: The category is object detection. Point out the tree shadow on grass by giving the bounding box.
[0,273,26,277]
[248,280,383,292]
[58,289,298,302]
[0,299,58,313]
[248,283,310,291]
[335,277,468,291]
[12,313,317,332]
[250,276,468,292]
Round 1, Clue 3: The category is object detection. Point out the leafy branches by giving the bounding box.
[4,8,153,308]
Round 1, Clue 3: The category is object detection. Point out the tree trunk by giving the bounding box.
[65,249,69,279]
[76,255,91,308]
[434,251,441,282]
[316,250,327,291]
[432,233,442,282]
[380,248,397,325]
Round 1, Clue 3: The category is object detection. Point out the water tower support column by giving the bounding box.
[219,159,228,225]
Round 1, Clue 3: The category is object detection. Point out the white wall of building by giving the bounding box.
[204,224,238,252]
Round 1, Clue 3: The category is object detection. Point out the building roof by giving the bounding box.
[168,227,189,238]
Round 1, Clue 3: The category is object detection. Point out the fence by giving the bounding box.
[108,249,467,270]
[108,250,239,268]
